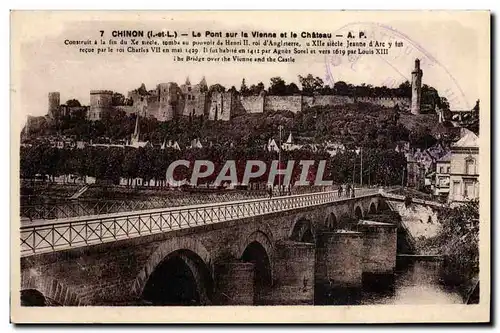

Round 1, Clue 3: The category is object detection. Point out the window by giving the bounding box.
[464,180,475,198]
[440,166,444,173]
[465,158,475,175]
[447,166,450,173]
[452,181,460,198]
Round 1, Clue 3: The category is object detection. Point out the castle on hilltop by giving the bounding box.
[47,59,425,122]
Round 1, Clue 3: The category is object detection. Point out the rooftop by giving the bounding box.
[437,151,452,162]
[452,129,479,148]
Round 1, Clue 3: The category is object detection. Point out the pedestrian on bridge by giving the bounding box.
[337,184,343,197]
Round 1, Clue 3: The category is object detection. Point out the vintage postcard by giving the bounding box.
[10,10,490,323]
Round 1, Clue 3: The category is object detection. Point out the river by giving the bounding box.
[339,257,465,305]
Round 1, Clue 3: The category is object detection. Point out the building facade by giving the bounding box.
[448,129,479,204]
[434,152,451,199]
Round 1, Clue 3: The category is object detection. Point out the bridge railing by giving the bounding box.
[20,186,335,221]
[20,189,379,257]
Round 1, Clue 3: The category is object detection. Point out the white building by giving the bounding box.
[448,129,479,204]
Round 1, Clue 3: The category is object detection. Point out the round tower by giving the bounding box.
[89,90,113,121]
[411,58,423,115]
[48,92,60,118]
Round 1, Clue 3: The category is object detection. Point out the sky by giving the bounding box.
[12,11,486,124]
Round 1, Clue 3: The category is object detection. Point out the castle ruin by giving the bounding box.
[49,60,424,122]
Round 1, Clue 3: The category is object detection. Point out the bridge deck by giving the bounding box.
[20,188,381,257]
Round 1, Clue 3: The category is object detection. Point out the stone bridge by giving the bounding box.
[20,189,397,306]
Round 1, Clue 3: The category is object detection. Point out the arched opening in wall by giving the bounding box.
[290,219,315,243]
[354,206,363,220]
[327,213,338,230]
[369,203,377,215]
[142,250,213,306]
[241,241,272,304]
[20,289,61,306]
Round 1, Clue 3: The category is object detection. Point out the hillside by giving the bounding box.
[23,101,443,152]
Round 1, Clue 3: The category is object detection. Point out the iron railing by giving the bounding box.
[20,186,334,221]
[20,189,379,257]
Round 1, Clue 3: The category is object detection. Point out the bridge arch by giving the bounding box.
[20,274,83,306]
[354,204,364,220]
[240,233,273,304]
[325,212,339,230]
[289,217,316,243]
[237,229,274,283]
[134,237,214,305]
[369,201,378,214]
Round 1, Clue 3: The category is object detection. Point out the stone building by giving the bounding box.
[128,82,185,121]
[180,77,208,117]
[88,90,113,121]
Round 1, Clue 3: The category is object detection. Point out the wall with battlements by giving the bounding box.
[239,95,265,114]
[264,96,303,114]
[302,95,353,108]
[125,84,410,122]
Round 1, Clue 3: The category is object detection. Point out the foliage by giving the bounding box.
[436,200,480,282]
[65,99,81,107]
[298,74,324,96]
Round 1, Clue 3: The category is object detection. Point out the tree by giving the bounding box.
[409,125,436,150]
[111,92,126,106]
[299,74,324,96]
[435,200,479,285]
[136,83,148,95]
[208,84,226,94]
[247,82,266,95]
[333,81,350,96]
[268,76,287,95]
[228,86,238,94]
[66,99,81,107]
[240,78,249,96]
[396,81,412,98]
[286,82,301,95]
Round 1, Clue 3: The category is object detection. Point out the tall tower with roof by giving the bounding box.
[411,59,423,115]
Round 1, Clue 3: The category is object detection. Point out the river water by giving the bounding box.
[355,258,464,305]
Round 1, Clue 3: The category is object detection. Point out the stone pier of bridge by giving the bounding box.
[20,191,399,306]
